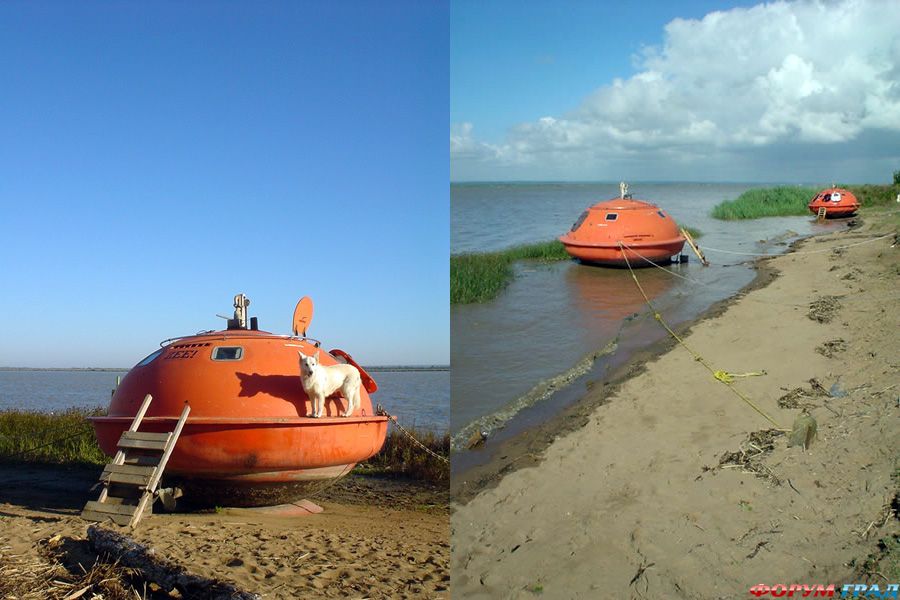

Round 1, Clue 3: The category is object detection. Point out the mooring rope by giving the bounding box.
[618,242,812,309]
[376,407,450,464]
[698,231,894,257]
[298,461,356,502]
[617,242,784,430]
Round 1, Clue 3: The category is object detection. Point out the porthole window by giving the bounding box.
[135,349,163,367]
[212,347,243,361]
[605,213,618,221]
[571,211,589,231]
[657,211,666,218]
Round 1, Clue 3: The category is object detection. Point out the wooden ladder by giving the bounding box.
[82,394,190,528]
[817,206,827,221]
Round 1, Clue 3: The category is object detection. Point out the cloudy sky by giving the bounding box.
[451,0,900,183]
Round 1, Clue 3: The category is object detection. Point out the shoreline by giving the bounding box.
[451,209,899,596]
[450,242,785,504]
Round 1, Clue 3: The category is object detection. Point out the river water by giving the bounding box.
[451,182,840,455]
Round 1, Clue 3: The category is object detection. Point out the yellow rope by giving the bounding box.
[713,370,767,384]
[618,242,783,429]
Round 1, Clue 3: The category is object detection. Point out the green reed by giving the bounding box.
[848,184,900,208]
[711,186,818,220]
[451,240,570,304]
[682,225,703,239]
[0,407,107,465]
[358,427,450,483]
[711,184,899,220]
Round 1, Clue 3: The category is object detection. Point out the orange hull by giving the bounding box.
[808,187,859,218]
[89,328,388,506]
[558,238,686,266]
[560,195,686,266]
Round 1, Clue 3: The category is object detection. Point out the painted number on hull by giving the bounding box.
[165,350,199,360]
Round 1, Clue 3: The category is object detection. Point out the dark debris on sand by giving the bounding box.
[716,429,785,484]
[777,378,828,410]
[815,338,848,358]
[807,296,842,323]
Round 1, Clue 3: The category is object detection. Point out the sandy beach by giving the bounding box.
[0,466,449,598]
[452,212,899,598]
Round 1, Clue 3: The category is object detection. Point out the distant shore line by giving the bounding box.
[0,365,450,373]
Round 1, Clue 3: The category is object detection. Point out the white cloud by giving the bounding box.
[451,0,900,180]
[450,122,502,161]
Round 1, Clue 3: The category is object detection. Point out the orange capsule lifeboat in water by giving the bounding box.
[559,183,686,266]
[89,294,388,507]
[807,187,859,218]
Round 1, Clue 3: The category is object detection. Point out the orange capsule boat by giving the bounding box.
[807,187,859,218]
[559,182,686,266]
[89,294,388,507]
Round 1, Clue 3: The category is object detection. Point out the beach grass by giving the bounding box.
[711,186,818,220]
[502,239,571,261]
[451,239,570,304]
[682,225,703,239]
[0,407,107,466]
[0,407,449,483]
[358,427,450,483]
[849,183,900,208]
[711,183,900,220]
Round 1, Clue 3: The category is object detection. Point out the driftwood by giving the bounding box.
[87,525,260,600]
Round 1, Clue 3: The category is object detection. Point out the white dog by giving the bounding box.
[298,350,361,418]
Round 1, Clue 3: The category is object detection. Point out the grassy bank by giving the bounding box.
[0,407,107,466]
[358,427,450,482]
[451,239,570,304]
[711,186,817,219]
[711,183,900,220]
[0,408,450,484]
[850,183,900,207]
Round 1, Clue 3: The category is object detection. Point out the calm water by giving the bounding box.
[371,369,449,433]
[0,368,449,433]
[0,370,127,413]
[451,182,841,450]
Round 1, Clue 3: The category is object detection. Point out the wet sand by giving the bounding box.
[452,212,899,598]
[0,466,449,598]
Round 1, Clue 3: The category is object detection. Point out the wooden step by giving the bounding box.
[82,396,191,528]
[101,463,157,487]
[117,431,171,451]
[81,500,139,526]
[123,454,163,467]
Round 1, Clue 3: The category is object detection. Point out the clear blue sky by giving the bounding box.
[0,1,448,368]
[451,0,900,182]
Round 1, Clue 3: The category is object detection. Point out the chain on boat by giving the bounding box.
[376,404,450,464]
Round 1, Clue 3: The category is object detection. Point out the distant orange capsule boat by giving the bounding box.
[89,294,388,507]
[559,183,686,266]
[807,187,859,218]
